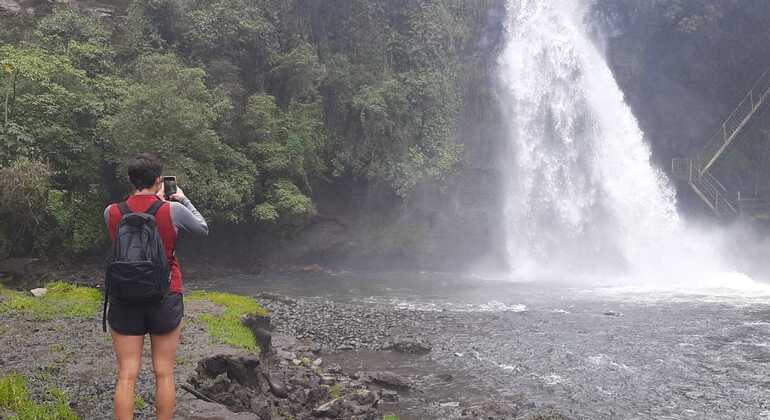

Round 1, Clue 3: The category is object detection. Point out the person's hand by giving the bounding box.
[156,182,166,200]
[169,186,186,202]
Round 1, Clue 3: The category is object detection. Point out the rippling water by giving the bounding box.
[189,269,770,419]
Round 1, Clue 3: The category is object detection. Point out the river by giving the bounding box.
[188,269,770,419]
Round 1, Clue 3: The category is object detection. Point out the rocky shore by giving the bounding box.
[0,283,389,419]
[0,271,571,419]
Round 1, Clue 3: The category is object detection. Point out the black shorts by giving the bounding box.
[108,293,184,336]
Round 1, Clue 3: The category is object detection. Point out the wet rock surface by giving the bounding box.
[185,352,382,419]
[384,337,433,355]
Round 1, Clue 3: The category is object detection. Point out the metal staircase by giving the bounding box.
[672,67,770,217]
[672,158,738,217]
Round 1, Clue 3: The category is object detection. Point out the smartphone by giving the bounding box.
[163,176,177,200]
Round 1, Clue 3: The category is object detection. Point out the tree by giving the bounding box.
[0,45,104,187]
[102,54,256,224]
[242,93,324,224]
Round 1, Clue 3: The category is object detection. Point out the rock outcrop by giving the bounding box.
[187,353,382,420]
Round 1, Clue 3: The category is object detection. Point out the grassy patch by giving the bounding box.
[134,394,145,410]
[187,290,268,353]
[0,282,101,321]
[329,383,342,399]
[0,373,78,420]
[528,411,570,420]
[383,415,399,420]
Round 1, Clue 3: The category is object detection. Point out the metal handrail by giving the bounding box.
[695,173,738,216]
[695,67,770,175]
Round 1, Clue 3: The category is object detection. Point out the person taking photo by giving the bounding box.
[103,153,208,420]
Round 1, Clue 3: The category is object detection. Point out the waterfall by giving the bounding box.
[496,0,753,288]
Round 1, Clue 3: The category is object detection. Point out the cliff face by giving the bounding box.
[592,0,770,213]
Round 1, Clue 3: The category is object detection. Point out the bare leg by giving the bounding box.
[112,331,144,420]
[150,322,182,420]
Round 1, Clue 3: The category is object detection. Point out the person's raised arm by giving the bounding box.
[168,187,208,235]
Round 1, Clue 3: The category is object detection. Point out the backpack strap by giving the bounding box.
[117,201,132,215]
[116,199,165,216]
[145,199,165,216]
[102,290,108,333]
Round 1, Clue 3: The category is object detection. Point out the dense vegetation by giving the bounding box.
[0,0,500,259]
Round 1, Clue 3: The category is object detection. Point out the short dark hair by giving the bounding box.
[127,153,162,190]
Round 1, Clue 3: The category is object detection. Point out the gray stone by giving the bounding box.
[263,371,289,399]
[348,389,377,406]
[460,399,525,419]
[276,349,295,360]
[0,0,20,12]
[359,371,413,391]
[385,338,432,355]
[306,386,331,405]
[177,399,260,419]
[326,364,343,374]
[381,390,398,402]
[312,398,343,418]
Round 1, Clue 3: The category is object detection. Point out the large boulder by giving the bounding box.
[241,314,273,356]
[188,355,265,412]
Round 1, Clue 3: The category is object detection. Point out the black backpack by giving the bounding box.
[102,200,171,332]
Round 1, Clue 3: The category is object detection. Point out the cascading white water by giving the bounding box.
[497,0,765,291]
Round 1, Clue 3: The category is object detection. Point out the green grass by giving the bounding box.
[187,290,268,353]
[383,415,399,420]
[329,383,342,399]
[0,374,78,420]
[134,394,145,410]
[0,282,101,321]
